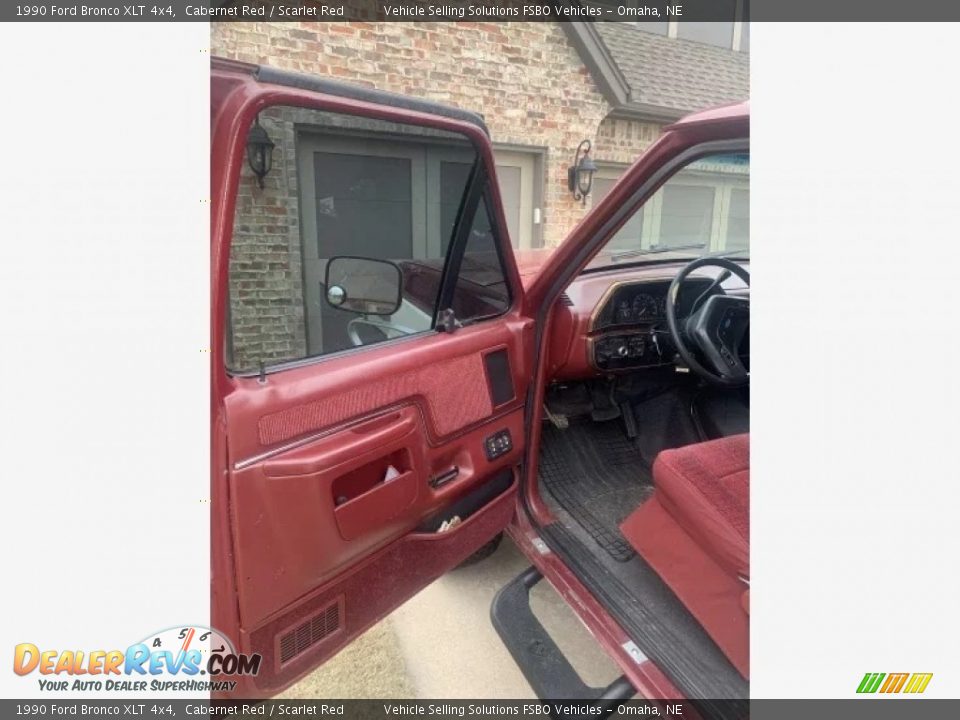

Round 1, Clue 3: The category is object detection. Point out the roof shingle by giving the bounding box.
[592,24,749,116]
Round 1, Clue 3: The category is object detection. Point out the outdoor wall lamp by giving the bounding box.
[246,115,275,189]
[568,139,597,205]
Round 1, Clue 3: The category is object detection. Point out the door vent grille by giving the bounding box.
[559,292,574,307]
[277,599,342,667]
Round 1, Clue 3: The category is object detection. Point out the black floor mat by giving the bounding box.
[538,419,652,562]
[631,387,704,466]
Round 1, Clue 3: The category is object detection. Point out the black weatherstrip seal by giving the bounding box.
[434,158,486,321]
[254,65,489,136]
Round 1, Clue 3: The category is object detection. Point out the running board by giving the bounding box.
[490,566,635,707]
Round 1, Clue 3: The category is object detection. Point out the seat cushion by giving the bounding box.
[652,433,749,577]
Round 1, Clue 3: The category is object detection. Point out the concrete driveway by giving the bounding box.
[279,537,620,698]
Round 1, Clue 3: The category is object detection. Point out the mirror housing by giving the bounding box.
[324,256,403,316]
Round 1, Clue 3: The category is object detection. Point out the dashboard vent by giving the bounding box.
[558,292,574,307]
[277,598,342,667]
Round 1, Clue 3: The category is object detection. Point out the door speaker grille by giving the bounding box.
[483,349,515,407]
[277,599,342,666]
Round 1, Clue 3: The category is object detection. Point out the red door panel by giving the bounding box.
[225,317,531,464]
[243,474,518,693]
[225,317,531,632]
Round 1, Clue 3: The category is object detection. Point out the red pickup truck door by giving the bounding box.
[210,60,533,697]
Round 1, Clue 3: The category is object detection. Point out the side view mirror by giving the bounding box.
[324,256,403,316]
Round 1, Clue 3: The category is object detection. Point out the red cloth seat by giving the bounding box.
[620,434,750,678]
[653,433,749,577]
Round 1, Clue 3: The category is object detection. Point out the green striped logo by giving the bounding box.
[857,672,932,694]
[857,672,885,693]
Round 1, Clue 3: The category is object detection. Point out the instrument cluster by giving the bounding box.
[614,292,667,325]
[593,278,713,332]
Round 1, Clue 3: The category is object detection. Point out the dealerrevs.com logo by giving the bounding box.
[13,625,261,693]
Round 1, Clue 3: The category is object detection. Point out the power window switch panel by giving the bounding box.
[484,429,513,460]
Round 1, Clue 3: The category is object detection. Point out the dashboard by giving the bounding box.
[545,264,748,380]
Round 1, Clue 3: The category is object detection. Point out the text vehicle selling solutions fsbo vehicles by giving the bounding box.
[211,57,749,712]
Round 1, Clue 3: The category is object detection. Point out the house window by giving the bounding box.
[676,22,736,49]
[593,169,643,252]
[634,21,668,36]
[659,184,717,248]
[637,14,748,52]
[726,188,749,250]
[738,22,750,53]
[493,149,541,250]
[592,153,749,257]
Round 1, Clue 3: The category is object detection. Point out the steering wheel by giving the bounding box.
[347,316,416,347]
[665,257,750,387]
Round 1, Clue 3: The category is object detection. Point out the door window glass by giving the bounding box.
[439,160,473,255]
[226,106,511,374]
[313,153,413,259]
[451,196,511,323]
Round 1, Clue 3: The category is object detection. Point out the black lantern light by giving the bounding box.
[567,139,597,205]
[246,115,275,189]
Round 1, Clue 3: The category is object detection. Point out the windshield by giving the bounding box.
[586,152,749,270]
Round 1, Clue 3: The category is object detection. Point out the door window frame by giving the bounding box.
[222,101,521,379]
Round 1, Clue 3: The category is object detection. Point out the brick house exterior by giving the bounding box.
[213,22,748,371]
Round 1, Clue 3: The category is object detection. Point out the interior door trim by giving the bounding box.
[234,401,525,471]
[228,326,436,379]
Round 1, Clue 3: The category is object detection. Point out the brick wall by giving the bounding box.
[595,116,663,165]
[212,21,663,249]
[227,106,307,372]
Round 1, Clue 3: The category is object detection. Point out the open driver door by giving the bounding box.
[210,58,534,697]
